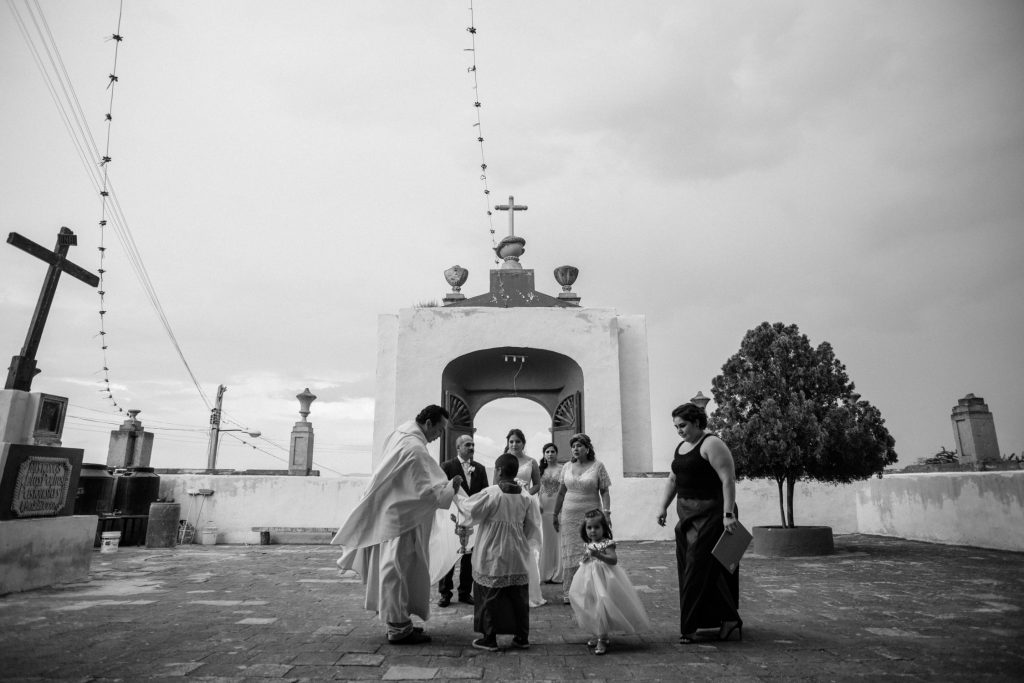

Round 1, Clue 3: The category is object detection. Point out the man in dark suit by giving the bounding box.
[438,434,489,606]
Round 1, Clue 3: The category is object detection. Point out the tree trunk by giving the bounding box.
[786,476,796,528]
[776,477,786,527]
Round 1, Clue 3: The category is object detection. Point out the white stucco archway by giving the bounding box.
[440,346,583,464]
[372,306,654,478]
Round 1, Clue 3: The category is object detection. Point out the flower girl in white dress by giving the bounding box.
[567,509,650,655]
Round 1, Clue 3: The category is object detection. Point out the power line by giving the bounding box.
[10,5,368,468]
[219,409,349,475]
[8,0,211,413]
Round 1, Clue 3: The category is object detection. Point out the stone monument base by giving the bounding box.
[0,515,97,595]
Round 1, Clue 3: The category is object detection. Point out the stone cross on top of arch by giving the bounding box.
[493,195,528,269]
[494,195,527,237]
[5,227,99,391]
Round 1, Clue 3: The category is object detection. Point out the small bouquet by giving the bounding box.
[581,538,613,564]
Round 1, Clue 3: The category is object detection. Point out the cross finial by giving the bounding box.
[494,195,527,236]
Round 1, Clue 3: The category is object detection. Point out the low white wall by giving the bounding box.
[856,471,1024,551]
[734,478,860,534]
[614,476,859,540]
[162,474,675,543]
[158,471,1024,551]
[160,475,370,545]
[615,477,674,541]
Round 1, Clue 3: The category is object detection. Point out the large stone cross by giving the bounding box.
[494,195,528,236]
[5,227,99,391]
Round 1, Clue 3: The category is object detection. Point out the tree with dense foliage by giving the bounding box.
[709,322,897,528]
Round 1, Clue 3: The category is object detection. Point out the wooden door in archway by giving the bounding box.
[442,391,473,463]
[550,391,583,464]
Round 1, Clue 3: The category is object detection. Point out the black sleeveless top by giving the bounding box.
[671,434,722,500]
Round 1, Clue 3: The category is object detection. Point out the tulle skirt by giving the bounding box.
[568,560,651,636]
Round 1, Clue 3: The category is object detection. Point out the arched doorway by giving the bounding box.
[441,347,583,465]
[471,397,553,471]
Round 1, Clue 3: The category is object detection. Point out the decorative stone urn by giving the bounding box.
[553,265,580,301]
[553,265,579,291]
[443,265,469,302]
[296,388,317,422]
[494,236,526,269]
[444,265,469,293]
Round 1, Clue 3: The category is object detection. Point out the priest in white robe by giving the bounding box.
[331,405,462,645]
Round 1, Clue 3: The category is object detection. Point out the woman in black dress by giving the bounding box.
[656,402,742,644]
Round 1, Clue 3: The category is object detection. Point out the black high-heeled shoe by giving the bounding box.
[718,619,743,642]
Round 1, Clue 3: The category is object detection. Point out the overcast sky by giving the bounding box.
[2,1,1021,475]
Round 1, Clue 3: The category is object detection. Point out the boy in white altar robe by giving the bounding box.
[331,405,463,645]
[461,452,543,651]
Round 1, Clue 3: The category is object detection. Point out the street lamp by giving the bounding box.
[205,384,261,469]
[206,426,261,470]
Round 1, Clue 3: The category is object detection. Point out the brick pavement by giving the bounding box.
[0,535,1021,681]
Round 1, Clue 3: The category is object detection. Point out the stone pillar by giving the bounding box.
[106,409,154,468]
[289,388,316,476]
[951,394,1001,465]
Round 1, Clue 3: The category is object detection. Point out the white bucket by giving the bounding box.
[100,530,121,554]
[200,524,218,545]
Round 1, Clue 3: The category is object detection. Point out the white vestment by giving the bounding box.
[462,485,542,585]
[331,421,456,627]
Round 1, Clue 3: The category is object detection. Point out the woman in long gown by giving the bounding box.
[538,443,564,583]
[656,402,742,644]
[502,428,546,606]
[552,433,611,604]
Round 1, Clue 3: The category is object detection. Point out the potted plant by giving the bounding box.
[709,322,897,556]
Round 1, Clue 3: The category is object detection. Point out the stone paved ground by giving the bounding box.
[0,534,1021,682]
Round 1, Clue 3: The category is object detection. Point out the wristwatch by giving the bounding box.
[723,512,735,519]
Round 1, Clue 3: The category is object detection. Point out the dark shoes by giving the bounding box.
[440,594,472,606]
[472,637,499,652]
[718,619,743,642]
[389,631,431,645]
[510,637,530,649]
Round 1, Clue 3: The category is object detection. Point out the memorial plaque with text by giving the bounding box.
[0,444,83,520]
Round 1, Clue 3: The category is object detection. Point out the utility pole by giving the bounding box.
[205,385,226,469]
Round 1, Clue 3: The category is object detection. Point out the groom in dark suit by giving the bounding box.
[438,434,489,607]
